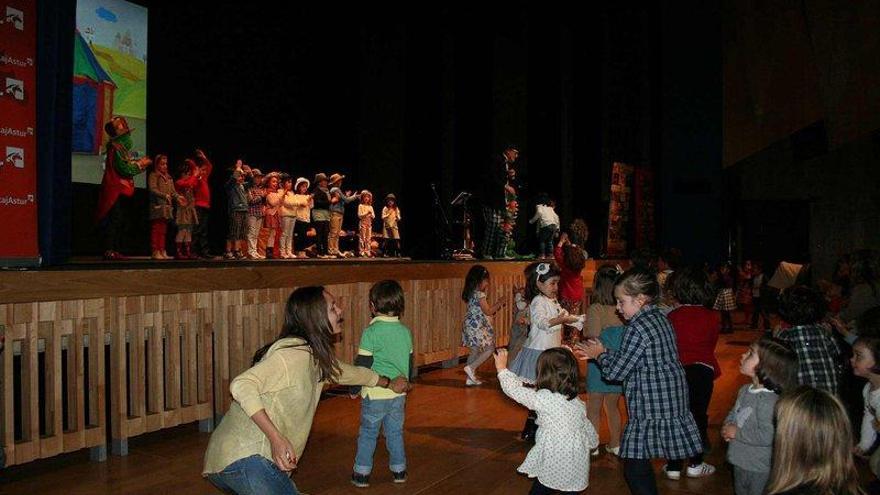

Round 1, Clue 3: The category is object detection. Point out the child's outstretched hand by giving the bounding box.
[721,423,737,442]
[493,348,508,371]
[575,339,605,360]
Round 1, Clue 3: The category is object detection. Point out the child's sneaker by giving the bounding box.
[463,365,478,383]
[663,465,681,480]
[350,473,370,488]
[686,462,715,478]
[590,447,600,457]
[605,445,620,456]
[465,376,483,386]
[392,470,407,483]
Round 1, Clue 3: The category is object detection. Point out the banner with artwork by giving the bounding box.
[0,0,38,265]
[606,162,633,257]
[73,0,147,185]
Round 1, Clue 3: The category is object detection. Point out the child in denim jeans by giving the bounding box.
[350,280,414,488]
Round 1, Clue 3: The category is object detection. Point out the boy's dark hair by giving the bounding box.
[853,336,880,374]
[777,285,827,325]
[857,306,880,339]
[535,348,580,400]
[592,264,619,306]
[525,261,562,300]
[667,265,717,307]
[462,265,490,302]
[615,266,660,303]
[370,280,405,316]
[754,337,799,394]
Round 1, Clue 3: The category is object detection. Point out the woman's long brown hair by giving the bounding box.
[766,386,864,495]
[251,286,342,382]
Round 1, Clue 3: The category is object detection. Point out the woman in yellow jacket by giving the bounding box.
[204,286,408,494]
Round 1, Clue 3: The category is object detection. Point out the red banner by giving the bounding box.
[0,0,38,264]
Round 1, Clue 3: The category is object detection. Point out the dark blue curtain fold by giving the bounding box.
[36,0,76,265]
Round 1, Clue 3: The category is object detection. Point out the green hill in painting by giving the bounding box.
[91,44,147,119]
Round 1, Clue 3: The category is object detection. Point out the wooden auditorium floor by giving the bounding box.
[0,329,758,495]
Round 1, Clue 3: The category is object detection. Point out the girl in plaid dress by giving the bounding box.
[579,267,705,495]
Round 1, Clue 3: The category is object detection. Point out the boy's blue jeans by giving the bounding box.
[353,395,407,475]
[206,454,300,495]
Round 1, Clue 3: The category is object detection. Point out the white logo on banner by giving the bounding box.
[5,146,24,168]
[2,7,24,30]
[4,77,24,100]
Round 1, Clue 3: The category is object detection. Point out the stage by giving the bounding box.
[0,257,615,468]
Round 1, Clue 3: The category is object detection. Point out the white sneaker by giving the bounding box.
[686,462,715,478]
[465,377,482,386]
[663,465,681,480]
[605,445,620,456]
[590,448,600,457]
[463,365,477,382]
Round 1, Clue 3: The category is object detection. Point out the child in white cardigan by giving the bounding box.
[495,347,598,494]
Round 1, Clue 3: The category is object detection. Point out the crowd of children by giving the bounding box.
[141,152,403,260]
[197,246,880,495]
[474,247,880,494]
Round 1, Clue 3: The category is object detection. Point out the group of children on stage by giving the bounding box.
[460,248,872,494]
[145,151,402,260]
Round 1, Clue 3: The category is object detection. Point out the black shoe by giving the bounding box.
[351,472,370,488]
[392,470,407,483]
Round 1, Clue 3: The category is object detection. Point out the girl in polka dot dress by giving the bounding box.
[495,347,599,494]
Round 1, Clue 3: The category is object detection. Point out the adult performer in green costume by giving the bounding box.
[95,116,151,260]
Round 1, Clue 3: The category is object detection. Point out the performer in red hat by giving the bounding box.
[95,116,151,260]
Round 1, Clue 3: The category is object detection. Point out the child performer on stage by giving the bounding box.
[191,149,216,259]
[328,173,358,257]
[262,172,283,259]
[224,161,249,260]
[174,159,200,260]
[291,178,312,257]
[358,190,375,258]
[279,176,298,259]
[461,265,505,386]
[245,169,266,259]
[578,267,707,495]
[311,173,332,257]
[496,347,599,494]
[510,262,583,442]
[147,154,175,260]
[382,194,402,257]
[349,280,414,488]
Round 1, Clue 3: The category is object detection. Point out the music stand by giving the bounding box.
[451,191,471,206]
[450,192,475,259]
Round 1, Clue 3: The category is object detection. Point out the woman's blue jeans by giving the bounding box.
[206,454,300,495]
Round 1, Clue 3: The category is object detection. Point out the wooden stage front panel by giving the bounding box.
[0,259,615,467]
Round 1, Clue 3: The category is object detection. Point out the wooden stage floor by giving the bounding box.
[0,328,764,495]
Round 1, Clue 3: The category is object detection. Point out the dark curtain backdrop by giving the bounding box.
[35,0,724,264]
[36,0,75,265]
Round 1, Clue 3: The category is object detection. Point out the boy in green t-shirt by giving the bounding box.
[351,280,414,488]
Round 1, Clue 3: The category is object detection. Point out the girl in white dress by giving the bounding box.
[496,347,598,494]
[510,261,584,440]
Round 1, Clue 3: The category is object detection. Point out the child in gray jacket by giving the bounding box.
[721,337,799,495]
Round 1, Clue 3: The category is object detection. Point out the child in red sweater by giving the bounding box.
[666,265,721,468]
[554,230,587,342]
